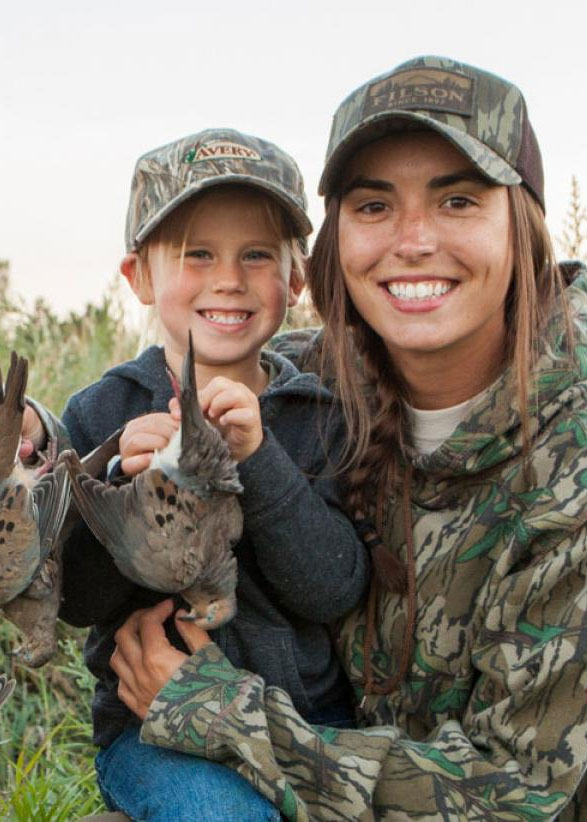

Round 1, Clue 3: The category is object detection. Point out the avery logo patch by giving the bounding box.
[364,68,474,117]
[183,141,262,164]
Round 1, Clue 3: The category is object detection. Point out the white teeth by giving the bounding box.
[201,311,250,324]
[386,281,453,301]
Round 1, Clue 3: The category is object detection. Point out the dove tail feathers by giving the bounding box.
[177,333,242,493]
[0,352,29,480]
[180,331,207,455]
[0,352,28,413]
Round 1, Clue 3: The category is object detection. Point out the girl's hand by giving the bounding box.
[197,377,263,462]
[111,599,211,720]
[20,405,46,460]
[119,412,179,476]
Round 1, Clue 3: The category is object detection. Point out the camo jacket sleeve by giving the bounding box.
[25,396,70,454]
[141,523,587,821]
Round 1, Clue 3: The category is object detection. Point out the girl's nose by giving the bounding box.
[211,262,247,293]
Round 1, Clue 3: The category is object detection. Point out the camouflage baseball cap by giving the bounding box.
[125,127,312,251]
[319,56,545,211]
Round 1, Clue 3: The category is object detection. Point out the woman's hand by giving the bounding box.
[20,405,46,460]
[119,412,180,476]
[111,599,212,720]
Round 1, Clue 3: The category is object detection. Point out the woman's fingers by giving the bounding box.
[174,610,212,654]
[111,601,190,720]
[137,599,176,654]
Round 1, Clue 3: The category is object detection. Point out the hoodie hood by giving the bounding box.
[413,266,587,484]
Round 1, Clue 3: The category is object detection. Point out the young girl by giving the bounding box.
[114,59,587,820]
[56,128,369,820]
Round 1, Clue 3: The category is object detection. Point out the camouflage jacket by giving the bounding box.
[141,271,587,821]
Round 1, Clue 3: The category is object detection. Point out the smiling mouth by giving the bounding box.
[199,310,252,324]
[385,280,455,301]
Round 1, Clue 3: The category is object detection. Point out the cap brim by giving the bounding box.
[132,175,312,250]
[318,111,522,196]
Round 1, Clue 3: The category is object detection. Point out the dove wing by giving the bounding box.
[0,353,27,480]
[0,483,41,604]
[32,462,71,565]
[67,455,206,592]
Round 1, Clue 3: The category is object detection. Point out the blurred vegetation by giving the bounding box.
[0,266,139,416]
[0,269,140,816]
[558,175,587,262]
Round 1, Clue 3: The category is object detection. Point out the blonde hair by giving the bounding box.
[131,185,306,347]
[136,185,305,286]
[308,185,573,513]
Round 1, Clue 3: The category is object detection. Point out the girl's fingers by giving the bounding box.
[121,452,153,477]
[218,407,257,428]
[168,397,182,420]
[207,389,257,421]
[121,432,174,458]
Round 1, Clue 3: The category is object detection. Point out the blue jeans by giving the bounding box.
[95,726,281,821]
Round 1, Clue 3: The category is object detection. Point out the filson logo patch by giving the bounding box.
[364,69,475,118]
[183,141,262,163]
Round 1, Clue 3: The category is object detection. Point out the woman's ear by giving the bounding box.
[120,253,155,305]
[287,257,307,308]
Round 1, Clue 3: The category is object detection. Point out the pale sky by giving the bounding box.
[2,0,587,315]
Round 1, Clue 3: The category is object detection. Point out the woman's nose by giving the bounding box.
[393,211,437,261]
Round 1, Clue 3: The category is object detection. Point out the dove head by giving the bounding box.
[179,535,239,629]
[178,589,237,630]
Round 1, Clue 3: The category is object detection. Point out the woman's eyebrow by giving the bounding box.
[342,170,492,197]
[428,170,491,189]
[342,177,395,196]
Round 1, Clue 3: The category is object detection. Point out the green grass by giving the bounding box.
[0,273,138,817]
[0,622,106,818]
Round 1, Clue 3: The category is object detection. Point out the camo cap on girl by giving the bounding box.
[319,55,545,211]
[125,128,312,251]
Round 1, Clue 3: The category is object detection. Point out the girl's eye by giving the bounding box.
[244,250,272,261]
[185,249,211,259]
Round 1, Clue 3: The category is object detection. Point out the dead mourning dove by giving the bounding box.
[0,353,70,605]
[0,352,76,666]
[3,428,122,669]
[63,332,243,628]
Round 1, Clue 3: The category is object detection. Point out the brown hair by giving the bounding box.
[308,185,572,515]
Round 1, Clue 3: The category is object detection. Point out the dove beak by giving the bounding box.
[177,594,237,629]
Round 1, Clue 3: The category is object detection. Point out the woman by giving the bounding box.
[111,56,587,820]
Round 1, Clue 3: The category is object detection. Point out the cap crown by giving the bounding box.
[320,56,544,210]
[126,128,311,250]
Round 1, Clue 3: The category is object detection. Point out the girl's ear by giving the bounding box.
[120,253,155,305]
[287,257,306,308]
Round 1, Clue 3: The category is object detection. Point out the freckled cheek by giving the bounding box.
[339,232,382,280]
[155,279,195,313]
